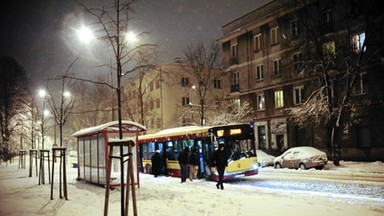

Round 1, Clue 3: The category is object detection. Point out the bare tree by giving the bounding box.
[0,57,29,161]
[75,1,157,215]
[207,101,252,125]
[176,41,226,126]
[46,60,76,147]
[122,45,159,126]
[285,0,384,165]
[71,75,113,129]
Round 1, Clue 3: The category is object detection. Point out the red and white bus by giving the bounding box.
[138,124,259,181]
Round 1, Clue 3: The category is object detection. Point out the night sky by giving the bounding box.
[0,0,272,87]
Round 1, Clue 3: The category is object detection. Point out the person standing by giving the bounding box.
[212,144,228,190]
[188,148,199,181]
[177,147,189,183]
[151,150,163,177]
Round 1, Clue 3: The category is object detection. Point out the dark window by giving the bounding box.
[273,59,281,76]
[293,52,303,72]
[213,79,221,89]
[290,20,299,36]
[181,77,189,87]
[182,97,190,106]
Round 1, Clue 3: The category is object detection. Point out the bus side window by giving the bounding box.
[175,140,182,151]
[142,143,148,160]
[148,142,155,160]
[166,141,176,160]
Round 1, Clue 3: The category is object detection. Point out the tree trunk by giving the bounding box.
[330,125,340,166]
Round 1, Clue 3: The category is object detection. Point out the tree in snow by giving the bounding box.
[175,41,227,126]
[46,60,76,147]
[121,45,159,127]
[209,101,253,125]
[0,57,29,161]
[285,0,384,165]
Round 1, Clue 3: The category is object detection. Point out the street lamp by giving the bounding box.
[125,31,138,43]
[76,26,95,44]
[76,21,139,215]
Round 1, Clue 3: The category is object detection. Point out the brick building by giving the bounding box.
[218,0,384,160]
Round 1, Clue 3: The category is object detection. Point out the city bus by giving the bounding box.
[137,124,259,181]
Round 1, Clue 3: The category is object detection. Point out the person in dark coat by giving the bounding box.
[177,147,189,183]
[151,150,163,177]
[187,148,199,181]
[212,144,228,190]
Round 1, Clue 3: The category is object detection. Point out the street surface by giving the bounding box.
[231,166,384,201]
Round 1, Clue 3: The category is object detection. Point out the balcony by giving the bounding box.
[319,23,334,35]
[230,56,239,65]
[230,84,240,93]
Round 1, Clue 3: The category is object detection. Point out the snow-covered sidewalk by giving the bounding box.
[0,159,383,216]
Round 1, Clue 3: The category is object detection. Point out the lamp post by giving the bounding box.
[75,17,139,215]
[38,89,48,149]
[59,90,71,147]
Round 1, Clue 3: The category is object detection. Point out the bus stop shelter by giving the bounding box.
[72,120,146,187]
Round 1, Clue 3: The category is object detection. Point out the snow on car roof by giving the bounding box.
[289,146,325,154]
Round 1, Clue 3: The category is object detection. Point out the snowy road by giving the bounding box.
[1,160,383,215]
[230,165,384,201]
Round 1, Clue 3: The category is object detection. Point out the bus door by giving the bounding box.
[195,139,206,178]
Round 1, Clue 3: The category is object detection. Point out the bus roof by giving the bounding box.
[138,125,212,143]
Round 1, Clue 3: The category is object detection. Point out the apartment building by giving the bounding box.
[218,0,384,160]
[123,64,228,133]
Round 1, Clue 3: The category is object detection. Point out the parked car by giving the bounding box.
[256,150,275,167]
[274,146,328,170]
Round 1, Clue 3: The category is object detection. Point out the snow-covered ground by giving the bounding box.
[0,158,383,216]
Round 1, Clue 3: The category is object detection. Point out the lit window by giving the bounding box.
[256,65,264,80]
[257,94,265,110]
[274,90,284,108]
[254,34,262,51]
[232,71,239,85]
[293,86,304,105]
[270,27,280,45]
[231,43,238,57]
[234,99,241,107]
[322,41,336,59]
[352,32,366,54]
[273,59,281,76]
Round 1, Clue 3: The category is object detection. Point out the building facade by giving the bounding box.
[218,0,384,160]
[123,64,228,133]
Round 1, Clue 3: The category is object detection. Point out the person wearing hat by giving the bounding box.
[212,144,228,190]
[177,147,189,183]
[151,149,163,177]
